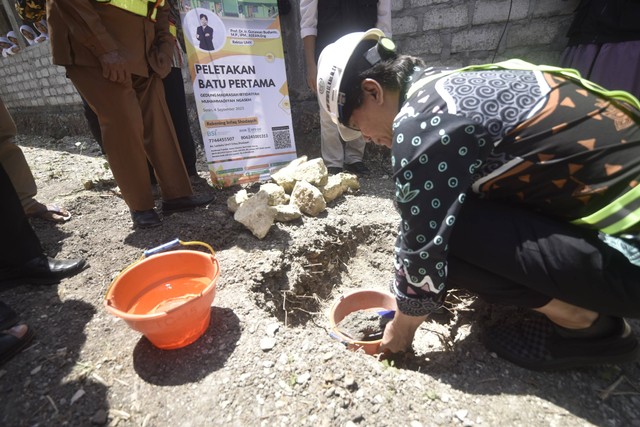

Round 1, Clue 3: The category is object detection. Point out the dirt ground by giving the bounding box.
[1,134,639,427]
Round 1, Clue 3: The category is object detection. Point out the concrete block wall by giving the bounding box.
[0,42,88,138]
[0,42,80,108]
[391,0,580,66]
[283,0,581,155]
[0,0,581,150]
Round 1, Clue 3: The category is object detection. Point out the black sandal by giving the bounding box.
[485,314,640,370]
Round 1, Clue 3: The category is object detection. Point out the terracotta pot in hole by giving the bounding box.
[329,289,397,355]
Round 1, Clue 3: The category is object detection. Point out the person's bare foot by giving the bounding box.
[534,298,598,329]
[25,202,71,223]
[4,324,28,339]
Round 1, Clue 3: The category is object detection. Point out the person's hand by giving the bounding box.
[150,41,173,79]
[306,62,317,93]
[380,311,428,353]
[98,50,130,84]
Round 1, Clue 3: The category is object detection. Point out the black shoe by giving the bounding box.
[0,302,18,330]
[327,166,343,175]
[162,193,215,215]
[0,324,34,366]
[0,256,86,287]
[344,162,371,176]
[130,209,162,229]
[189,174,210,187]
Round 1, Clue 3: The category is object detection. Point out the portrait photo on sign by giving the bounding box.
[184,8,226,52]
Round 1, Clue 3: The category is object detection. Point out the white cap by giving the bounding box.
[316,28,385,141]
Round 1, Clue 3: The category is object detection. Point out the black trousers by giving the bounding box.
[82,67,198,177]
[0,164,43,268]
[446,197,640,318]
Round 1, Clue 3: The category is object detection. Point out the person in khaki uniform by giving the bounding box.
[0,97,71,222]
[47,0,213,228]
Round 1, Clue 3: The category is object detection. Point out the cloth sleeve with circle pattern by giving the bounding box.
[390,108,494,316]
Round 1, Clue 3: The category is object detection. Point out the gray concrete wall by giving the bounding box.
[0,0,579,153]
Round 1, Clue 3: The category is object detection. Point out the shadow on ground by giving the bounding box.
[385,300,640,426]
[133,307,241,386]
[0,296,108,425]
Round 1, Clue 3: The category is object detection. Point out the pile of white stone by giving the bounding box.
[227,156,360,239]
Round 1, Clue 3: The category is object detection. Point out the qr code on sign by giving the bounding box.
[272,126,291,150]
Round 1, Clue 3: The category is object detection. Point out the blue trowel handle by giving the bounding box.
[377,310,396,319]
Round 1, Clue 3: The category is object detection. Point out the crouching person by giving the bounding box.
[315,29,640,370]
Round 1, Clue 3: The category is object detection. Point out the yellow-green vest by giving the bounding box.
[94,0,165,21]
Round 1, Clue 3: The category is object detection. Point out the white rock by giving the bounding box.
[290,181,326,217]
[70,389,86,405]
[227,189,249,213]
[296,372,311,384]
[322,352,334,361]
[265,322,280,337]
[455,409,468,421]
[277,352,289,365]
[273,204,302,222]
[234,191,276,239]
[259,183,289,206]
[292,158,328,187]
[271,156,308,193]
[338,172,360,191]
[320,174,346,203]
[260,337,277,351]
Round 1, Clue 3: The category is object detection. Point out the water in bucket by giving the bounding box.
[127,276,211,315]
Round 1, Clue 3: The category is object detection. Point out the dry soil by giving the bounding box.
[1,134,639,427]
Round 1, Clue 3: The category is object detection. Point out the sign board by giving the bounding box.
[181,0,297,187]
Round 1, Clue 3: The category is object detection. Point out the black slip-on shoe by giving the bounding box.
[162,193,215,215]
[0,256,87,287]
[130,209,162,229]
[0,325,35,366]
[485,314,640,371]
[327,166,344,175]
[0,302,19,331]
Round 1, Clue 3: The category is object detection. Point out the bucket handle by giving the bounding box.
[104,239,216,305]
[143,239,216,258]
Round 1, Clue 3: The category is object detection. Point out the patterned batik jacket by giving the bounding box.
[391,67,640,316]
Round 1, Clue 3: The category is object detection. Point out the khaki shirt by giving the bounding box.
[47,1,173,78]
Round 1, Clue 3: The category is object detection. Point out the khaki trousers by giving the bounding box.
[0,97,38,212]
[66,66,192,211]
[318,97,366,169]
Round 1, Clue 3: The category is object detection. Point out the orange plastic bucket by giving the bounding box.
[329,289,397,355]
[104,241,220,350]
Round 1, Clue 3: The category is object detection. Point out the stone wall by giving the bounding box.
[0,0,579,152]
